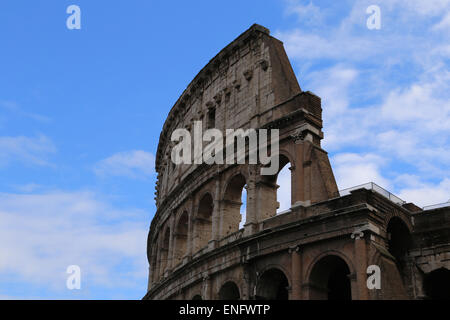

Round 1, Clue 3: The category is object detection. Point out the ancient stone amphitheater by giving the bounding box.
[143,24,450,300]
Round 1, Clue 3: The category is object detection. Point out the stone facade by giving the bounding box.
[144,24,450,300]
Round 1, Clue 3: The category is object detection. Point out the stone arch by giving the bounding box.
[385,211,413,233]
[193,193,214,253]
[423,267,450,300]
[256,154,293,220]
[159,226,171,277]
[192,294,203,300]
[386,216,412,272]
[218,281,241,300]
[173,210,189,266]
[256,267,290,300]
[277,149,295,170]
[222,173,247,236]
[259,154,295,218]
[307,254,352,300]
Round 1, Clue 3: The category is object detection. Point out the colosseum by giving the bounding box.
[143,24,450,300]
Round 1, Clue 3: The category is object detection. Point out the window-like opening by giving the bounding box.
[423,268,450,300]
[276,160,291,214]
[192,295,203,300]
[208,108,216,129]
[150,241,158,284]
[193,193,213,252]
[159,228,170,277]
[239,185,247,229]
[174,211,188,266]
[309,255,351,300]
[218,281,240,300]
[256,268,289,300]
[222,174,247,236]
[387,217,411,272]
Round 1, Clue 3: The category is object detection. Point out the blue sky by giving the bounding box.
[0,0,449,299]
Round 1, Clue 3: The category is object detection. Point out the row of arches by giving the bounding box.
[190,255,353,300]
[195,263,450,300]
[152,156,294,281]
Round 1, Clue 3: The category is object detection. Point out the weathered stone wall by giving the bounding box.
[145,24,449,300]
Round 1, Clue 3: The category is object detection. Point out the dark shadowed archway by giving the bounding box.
[173,211,188,266]
[423,268,450,300]
[159,227,171,277]
[387,217,412,272]
[256,268,289,300]
[309,255,351,300]
[193,193,213,253]
[218,281,240,300]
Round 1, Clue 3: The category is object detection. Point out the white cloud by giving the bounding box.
[13,183,43,193]
[284,0,324,26]
[274,0,450,209]
[387,0,450,17]
[433,12,450,30]
[0,100,50,123]
[94,150,155,179]
[0,134,56,167]
[0,190,149,298]
[398,178,450,207]
[332,153,391,190]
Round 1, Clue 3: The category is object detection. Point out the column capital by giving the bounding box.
[351,231,364,240]
[288,245,301,254]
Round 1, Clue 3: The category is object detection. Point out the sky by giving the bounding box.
[0,0,449,299]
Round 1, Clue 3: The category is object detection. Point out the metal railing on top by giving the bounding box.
[423,201,450,211]
[338,182,406,205]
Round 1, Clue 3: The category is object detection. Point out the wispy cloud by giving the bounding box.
[0,134,56,167]
[94,150,155,179]
[0,100,51,123]
[284,0,324,26]
[0,190,149,299]
[332,153,391,190]
[277,0,450,206]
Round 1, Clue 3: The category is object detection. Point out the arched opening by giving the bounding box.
[174,211,188,266]
[256,268,289,300]
[387,217,411,272]
[276,156,292,214]
[159,227,170,277]
[222,174,247,236]
[218,281,240,300]
[423,268,450,300]
[193,193,213,253]
[258,155,292,220]
[192,294,203,300]
[240,185,247,229]
[150,241,158,284]
[309,255,351,300]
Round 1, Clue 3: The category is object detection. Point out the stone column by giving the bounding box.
[167,215,175,271]
[351,230,369,300]
[202,275,212,300]
[255,180,278,222]
[187,201,197,257]
[244,171,258,235]
[211,179,221,245]
[155,237,162,281]
[290,131,305,205]
[289,245,302,300]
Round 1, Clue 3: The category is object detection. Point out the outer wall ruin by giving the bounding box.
[144,25,450,300]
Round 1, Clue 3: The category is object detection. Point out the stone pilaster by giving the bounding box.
[351,230,369,300]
